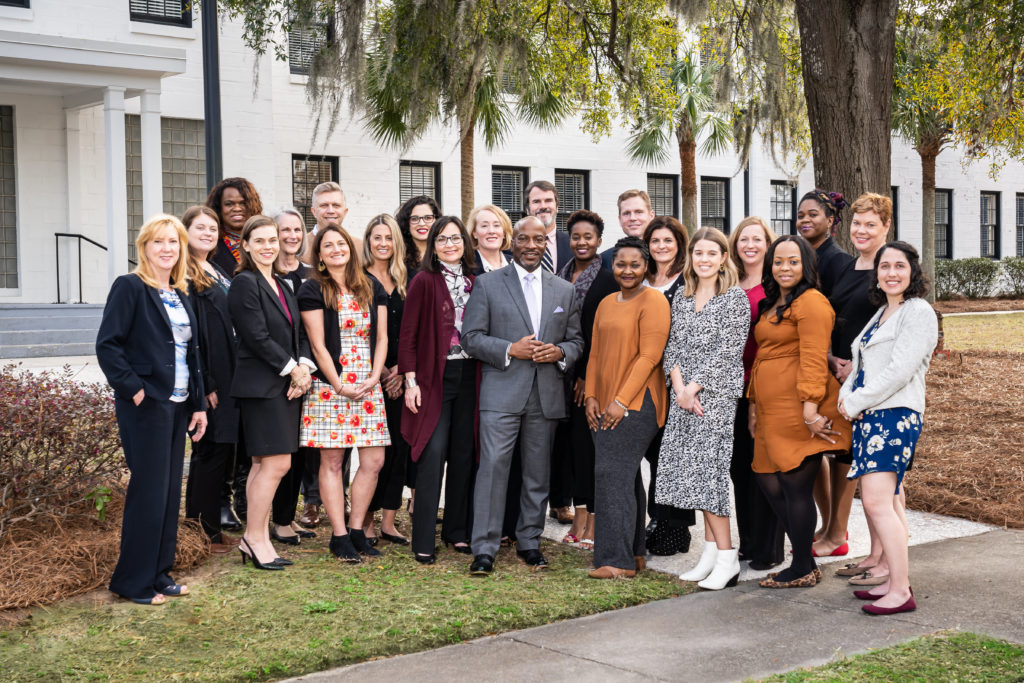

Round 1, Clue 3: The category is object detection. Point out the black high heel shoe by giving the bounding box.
[329,534,362,563]
[239,537,284,571]
[271,557,294,566]
[380,531,409,545]
[270,528,300,546]
[349,529,382,556]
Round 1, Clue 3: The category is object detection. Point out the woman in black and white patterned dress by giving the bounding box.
[655,227,749,591]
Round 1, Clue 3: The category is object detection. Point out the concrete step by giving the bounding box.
[0,303,104,317]
[0,342,95,359]
[0,315,103,331]
[0,329,98,345]
[0,304,103,359]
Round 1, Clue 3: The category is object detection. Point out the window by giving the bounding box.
[770,180,796,235]
[980,191,1000,259]
[647,174,679,218]
[1015,194,1024,258]
[129,1,191,27]
[890,186,899,239]
[292,155,339,228]
[399,161,441,204]
[288,22,333,75]
[554,170,588,231]
[700,177,730,233]
[935,189,953,259]
[0,105,17,289]
[492,166,528,223]
[0,1,31,8]
[125,116,206,261]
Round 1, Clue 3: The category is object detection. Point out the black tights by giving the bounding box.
[756,454,822,581]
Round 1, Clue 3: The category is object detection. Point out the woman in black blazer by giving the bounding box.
[228,215,314,570]
[181,206,239,552]
[96,214,208,605]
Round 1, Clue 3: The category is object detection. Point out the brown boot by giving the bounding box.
[589,565,636,579]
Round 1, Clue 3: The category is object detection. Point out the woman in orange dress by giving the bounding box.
[748,235,851,588]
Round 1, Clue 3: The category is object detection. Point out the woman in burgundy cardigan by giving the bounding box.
[398,216,480,564]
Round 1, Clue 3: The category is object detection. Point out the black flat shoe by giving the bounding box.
[749,559,781,571]
[365,535,379,547]
[329,534,362,563]
[349,529,382,557]
[270,529,300,546]
[414,553,436,565]
[380,532,409,545]
[445,540,472,554]
[469,554,494,575]
[292,527,316,539]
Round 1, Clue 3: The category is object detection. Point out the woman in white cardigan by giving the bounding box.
[838,241,937,616]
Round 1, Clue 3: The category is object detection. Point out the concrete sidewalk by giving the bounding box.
[296,529,1024,682]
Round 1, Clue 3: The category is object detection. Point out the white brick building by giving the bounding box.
[1,0,1022,308]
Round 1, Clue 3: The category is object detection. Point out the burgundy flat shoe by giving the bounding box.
[863,594,916,615]
[855,586,913,601]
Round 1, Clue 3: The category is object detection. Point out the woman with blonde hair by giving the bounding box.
[727,217,785,570]
[655,227,750,590]
[97,214,208,603]
[362,214,412,545]
[466,204,513,274]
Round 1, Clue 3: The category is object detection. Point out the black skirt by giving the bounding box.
[238,394,302,457]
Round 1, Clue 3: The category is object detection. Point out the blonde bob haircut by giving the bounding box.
[466,203,513,251]
[728,216,778,280]
[681,226,739,297]
[849,192,893,226]
[134,213,190,294]
[362,213,409,298]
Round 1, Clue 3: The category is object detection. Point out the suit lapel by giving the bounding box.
[257,273,290,323]
[502,266,534,332]
[147,285,173,333]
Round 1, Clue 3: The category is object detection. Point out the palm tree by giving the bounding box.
[626,48,732,234]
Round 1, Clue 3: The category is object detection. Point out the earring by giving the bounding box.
[318,261,326,272]
[719,265,726,273]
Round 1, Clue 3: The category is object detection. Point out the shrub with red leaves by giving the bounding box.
[0,363,124,536]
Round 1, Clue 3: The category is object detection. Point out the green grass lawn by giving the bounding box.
[0,538,688,682]
[760,631,1024,682]
[942,312,1024,352]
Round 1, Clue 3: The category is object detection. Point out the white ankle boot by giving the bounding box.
[679,541,718,582]
[698,547,740,590]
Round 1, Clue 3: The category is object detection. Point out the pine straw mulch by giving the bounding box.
[933,297,1024,314]
[0,495,210,613]
[909,350,1024,529]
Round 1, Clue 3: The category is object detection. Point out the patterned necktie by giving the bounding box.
[523,272,540,334]
[541,236,554,273]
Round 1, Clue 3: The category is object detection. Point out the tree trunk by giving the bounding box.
[919,148,938,303]
[459,116,475,223]
[678,127,698,236]
[795,0,898,253]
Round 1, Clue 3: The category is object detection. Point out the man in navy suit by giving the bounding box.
[600,189,655,269]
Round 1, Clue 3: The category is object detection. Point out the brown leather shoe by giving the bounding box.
[634,555,647,571]
[218,532,240,547]
[209,543,235,555]
[550,506,575,524]
[589,565,636,579]
[299,503,320,527]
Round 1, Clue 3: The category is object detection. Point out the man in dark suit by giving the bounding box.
[600,189,655,269]
[461,216,584,574]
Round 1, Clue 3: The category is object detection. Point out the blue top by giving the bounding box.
[159,288,193,402]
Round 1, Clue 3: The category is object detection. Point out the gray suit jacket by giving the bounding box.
[462,265,583,419]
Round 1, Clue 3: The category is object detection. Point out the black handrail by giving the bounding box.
[55,233,137,304]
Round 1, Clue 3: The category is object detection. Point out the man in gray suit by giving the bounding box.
[461,216,584,574]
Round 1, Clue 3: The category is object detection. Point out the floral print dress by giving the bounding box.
[300,293,391,449]
[846,319,922,493]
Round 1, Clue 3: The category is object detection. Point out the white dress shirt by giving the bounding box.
[513,261,543,334]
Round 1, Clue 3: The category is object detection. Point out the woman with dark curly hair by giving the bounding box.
[838,241,936,615]
[396,195,442,275]
[748,235,851,589]
[797,189,852,298]
[205,177,264,277]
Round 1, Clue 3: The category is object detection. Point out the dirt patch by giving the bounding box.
[934,297,1024,314]
[0,494,210,611]
[910,350,1024,529]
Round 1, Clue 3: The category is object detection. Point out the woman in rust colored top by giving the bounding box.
[584,237,671,579]
[748,235,851,589]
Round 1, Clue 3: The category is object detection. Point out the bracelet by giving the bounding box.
[614,399,629,417]
[405,378,418,389]
[804,414,824,426]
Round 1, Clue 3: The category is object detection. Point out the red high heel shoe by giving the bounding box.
[812,540,849,557]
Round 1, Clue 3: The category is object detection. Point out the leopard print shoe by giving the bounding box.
[759,569,819,589]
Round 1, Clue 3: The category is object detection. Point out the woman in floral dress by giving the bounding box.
[298,226,389,563]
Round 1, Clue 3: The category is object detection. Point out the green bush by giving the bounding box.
[1001,256,1024,297]
[934,257,1000,299]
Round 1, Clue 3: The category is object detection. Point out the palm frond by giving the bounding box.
[698,112,733,156]
[626,119,673,165]
[474,73,514,150]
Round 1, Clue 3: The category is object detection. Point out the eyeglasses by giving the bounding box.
[435,235,463,246]
[411,215,435,224]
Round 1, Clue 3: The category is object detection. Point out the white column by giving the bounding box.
[140,90,163,220]
[104,87,128,284]
[63,108,81,303]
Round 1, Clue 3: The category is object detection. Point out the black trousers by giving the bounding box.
[185,437,234,542]
[731,398,785,564]
[369,394,408,512]
[549,418,573,508]
[272,448,311,526]
[110,397,187,599]
[412,359,477,556]
[300,448,321,506]
[569,401,595,508]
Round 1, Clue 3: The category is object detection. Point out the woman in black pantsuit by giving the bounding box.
[181,206,240,551]
[228,215,314,570]
[96,214,208,604]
